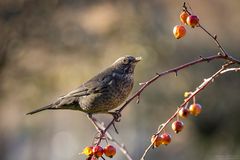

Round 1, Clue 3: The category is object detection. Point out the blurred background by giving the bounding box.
[0,0,240,160]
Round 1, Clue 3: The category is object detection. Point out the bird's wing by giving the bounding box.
[61,71,114,99]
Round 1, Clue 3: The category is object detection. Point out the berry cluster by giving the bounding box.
[151,93,202,148]
[173,11,199,39]
[81,145,116,159]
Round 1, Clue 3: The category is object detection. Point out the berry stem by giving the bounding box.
[193,96,196,104]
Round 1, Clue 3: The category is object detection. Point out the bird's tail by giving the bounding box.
[26,104,53,115]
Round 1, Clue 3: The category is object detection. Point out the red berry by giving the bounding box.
[173,25,186,39]
[186,15,199,28]
[180,11,189,24]
[151,135,162,148]
[160,133,171,145]
[104,145,116,158]
[92,146,103,158]
[189,103,202,116]
[172,120,184,133]
[179,107,189,118]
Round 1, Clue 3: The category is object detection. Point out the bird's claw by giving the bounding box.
[108,110,121,122]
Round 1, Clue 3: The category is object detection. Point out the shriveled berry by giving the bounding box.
[82,146,93,156]
[180,11,190,24]
[184,91,191,98]
[172,120,184,133]
[179,107,189,118]
[92,146,103,158]
[151,135,162,148]
[186,15,199,28]
[173,25,186,39]
[160,133,171,145]
[189,103,202,116]
[104,145,116,158]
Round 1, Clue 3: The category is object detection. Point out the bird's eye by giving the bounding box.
[123,58,129,64]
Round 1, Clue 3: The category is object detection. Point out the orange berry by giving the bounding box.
[180,11,189,24]
[160,133,171,145]
[92,146,103,158]
[173,25,186,39]
[81,146,93,156]
[189,103,202,116]
[178,107,189,118]
[151,135,162,148]
[186,15,199,28]
[104,145,116,158]
[172,120,184,133]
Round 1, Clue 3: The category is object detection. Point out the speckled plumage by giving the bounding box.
[26,55,141,115]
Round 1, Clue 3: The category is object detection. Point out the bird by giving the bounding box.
[26,55,141,117]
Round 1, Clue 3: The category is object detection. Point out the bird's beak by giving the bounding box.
[134,57,142,63]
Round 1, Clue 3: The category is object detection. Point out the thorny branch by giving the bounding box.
[89,53,239,159]
[87,2,240,159]
[94,54,239,145]
[140,62,235,160]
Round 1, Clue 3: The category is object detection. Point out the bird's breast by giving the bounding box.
[79,75,134,113]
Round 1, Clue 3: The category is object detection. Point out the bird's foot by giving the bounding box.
[108,110,121,122]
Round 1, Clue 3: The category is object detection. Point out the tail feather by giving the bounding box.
[26,104,53,115]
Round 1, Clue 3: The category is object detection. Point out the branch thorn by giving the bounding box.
[136,94,140,104]
[214,34,217,39]
[112,122,119,134]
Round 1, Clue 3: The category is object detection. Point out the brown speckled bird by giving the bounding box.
[26,55,141,117]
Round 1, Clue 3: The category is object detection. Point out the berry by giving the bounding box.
[180,11,189,24]
[178,107,189,118]
[172,120,184,133]
[189,103,202,116]
[151,135,162,148]
[104,145,116,158]
[92,146,104,158]
[186,15,199,28]
[82,146,93,156]
[173,25,186,39]
[160,133,171,145]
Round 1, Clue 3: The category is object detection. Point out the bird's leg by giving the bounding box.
[87,114,104,135]
[108,110,122,122]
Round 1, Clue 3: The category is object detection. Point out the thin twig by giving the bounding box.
[198,24,228,57]
[183,2,240,65]
[220,67,240,74]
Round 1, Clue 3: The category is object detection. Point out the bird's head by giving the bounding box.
[112,55,142,74]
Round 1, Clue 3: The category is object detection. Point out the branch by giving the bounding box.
[220,67,240,74]
[182,2,240,65]
[94,119,133,160]
[140,62,235,160]
[95,54,239,145]
[88,3,240,159]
